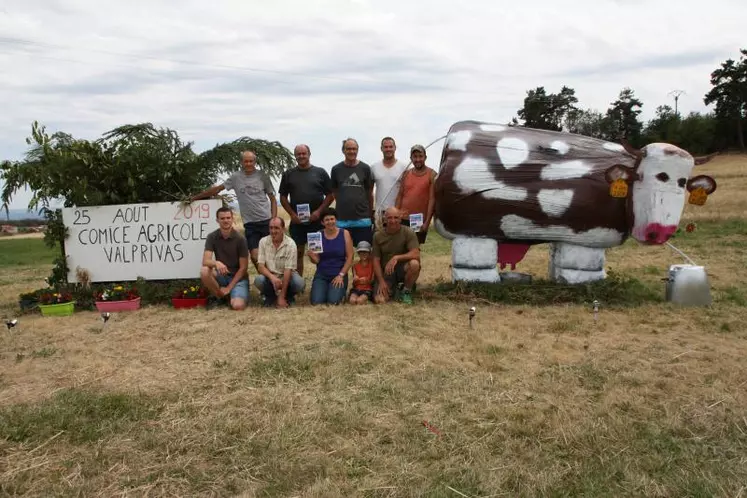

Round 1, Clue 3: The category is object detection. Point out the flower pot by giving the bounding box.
[172,297,208,309]
[39,301,75,317]
[95,297,141,312]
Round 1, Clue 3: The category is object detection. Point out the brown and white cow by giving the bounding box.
[433,120,717,283]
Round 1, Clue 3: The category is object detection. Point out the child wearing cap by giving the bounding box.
[349,241,374,304]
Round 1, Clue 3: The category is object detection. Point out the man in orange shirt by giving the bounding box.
[395,144,437,244]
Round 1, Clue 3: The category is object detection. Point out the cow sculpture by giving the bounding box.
[433,120,717,284]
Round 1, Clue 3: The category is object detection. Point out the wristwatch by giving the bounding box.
[338,272,345,277]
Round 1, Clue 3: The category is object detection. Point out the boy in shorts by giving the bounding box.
[349,241,374,305]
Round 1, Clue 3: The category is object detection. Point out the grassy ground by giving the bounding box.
[1,155,746,497]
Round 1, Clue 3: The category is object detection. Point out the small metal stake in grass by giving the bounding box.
[592,300,599,322]
[101,312,111,330]
[468,306,476,329]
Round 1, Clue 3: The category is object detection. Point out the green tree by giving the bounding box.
[642,105,680,144]
[515,86,579,131]
[703,48,747,151]
[566,108,609,139]
[605,88,644,145]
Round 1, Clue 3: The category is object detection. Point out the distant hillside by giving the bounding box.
[3,209,46,221]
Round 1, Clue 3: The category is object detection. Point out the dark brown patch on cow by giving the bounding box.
[436,121,636,244]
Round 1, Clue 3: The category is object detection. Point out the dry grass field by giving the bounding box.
[1,155,746,497]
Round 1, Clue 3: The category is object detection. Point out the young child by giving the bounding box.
[349,241,374,305]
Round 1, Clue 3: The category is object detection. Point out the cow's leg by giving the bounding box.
[548,243,606,284]
[451,237,501,283]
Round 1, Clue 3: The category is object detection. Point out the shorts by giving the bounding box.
[244,220,270,251]
[401,219,427,244]
[289,221,323,248]
[346,226,373,246]
[350,288,373,300]
[373,261,407,298]
[216,273,250,302]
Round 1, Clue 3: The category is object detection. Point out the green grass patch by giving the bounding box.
[432,270,660,307]
[0,388,164,443]
[0,238,56,267]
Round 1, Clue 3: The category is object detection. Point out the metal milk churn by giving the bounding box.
[665,264,712,306]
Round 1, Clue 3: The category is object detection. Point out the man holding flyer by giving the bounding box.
[279,144,334,277]
[395,144,437,244]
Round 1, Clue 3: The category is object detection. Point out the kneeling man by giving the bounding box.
[373,207,421,304]
[200,207,250,310]
[254,217,306,308]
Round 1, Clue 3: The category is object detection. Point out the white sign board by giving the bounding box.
[62,200,223,282]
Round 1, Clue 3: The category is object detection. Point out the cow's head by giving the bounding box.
[605,142,717,245]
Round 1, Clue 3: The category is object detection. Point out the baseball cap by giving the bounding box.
[356,241,372,252]
[410,144,426,154]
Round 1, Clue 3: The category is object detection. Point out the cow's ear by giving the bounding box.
[686,175,717,206]
[605,164,634,198]
[687,175,717,194]
[604,164,633,184]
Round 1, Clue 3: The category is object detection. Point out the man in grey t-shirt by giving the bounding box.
[191,150,277,270]
[330,138,374,246]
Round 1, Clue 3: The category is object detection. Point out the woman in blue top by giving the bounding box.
[306,207,354,305]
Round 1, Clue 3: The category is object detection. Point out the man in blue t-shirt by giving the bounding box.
[278,144,334,277]
[330,138,374,245]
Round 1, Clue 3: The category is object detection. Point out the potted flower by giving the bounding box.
[38,289,75,317]
[94,284,141,312]
[172,284,209,309]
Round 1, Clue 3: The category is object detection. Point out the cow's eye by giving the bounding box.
[678,178,687,188]
[656,172,670,182]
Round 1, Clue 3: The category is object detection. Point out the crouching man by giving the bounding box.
[200,207,250,310]
[373,207,421,304]
[254,217,306,307]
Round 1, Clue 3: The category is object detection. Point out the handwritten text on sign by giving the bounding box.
[62,200,223,282]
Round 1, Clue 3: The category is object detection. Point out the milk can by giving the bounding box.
[664,264,712,306]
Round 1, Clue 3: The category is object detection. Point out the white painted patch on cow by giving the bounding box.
[479,123,507,132]
[453,156,528,201]
[603,142,625,152]
[550,140,570,155]
[496,137,529,169]
[538,189,574,217]
[446,130,472,151]
[540,160,592,180]
[500,214,624,248]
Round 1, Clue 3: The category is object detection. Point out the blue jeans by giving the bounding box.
[253,272,306,306]
[310,273,348,305]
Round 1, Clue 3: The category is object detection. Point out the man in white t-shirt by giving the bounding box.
[370,137,408,228]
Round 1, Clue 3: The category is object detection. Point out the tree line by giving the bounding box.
[511,48,747,153]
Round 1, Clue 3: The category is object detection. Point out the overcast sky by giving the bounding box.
[1,0,744,210]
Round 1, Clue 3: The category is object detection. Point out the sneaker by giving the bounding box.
[400,290,413,305]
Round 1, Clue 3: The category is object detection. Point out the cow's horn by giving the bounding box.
[620,138,642,159]
[693,152,718,165]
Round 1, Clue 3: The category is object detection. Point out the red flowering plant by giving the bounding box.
[38,289,74,305]
[173,284,208,299]
[95,284,140,302]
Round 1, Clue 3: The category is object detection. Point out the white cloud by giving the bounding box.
[1,0,744,209]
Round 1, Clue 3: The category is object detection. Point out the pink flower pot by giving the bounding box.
[171,297,208,309]
[95,297,141,312]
